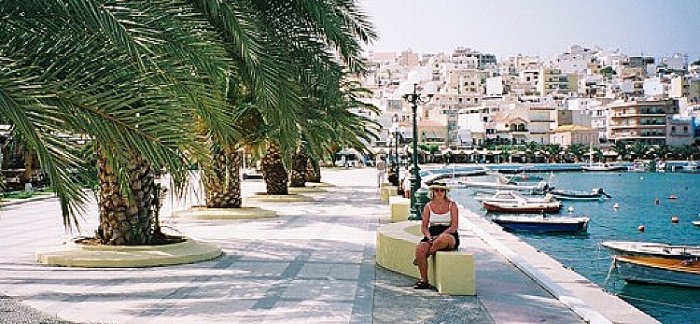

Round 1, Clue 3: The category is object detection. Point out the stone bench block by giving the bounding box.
[433,251,476,295]
[380,186,398,202]
[389,196,410,222]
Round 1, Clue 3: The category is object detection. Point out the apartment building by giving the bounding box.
[537,68,569,96]
[608,99,678,145]
[528,106,556,144]
[551,125,598,147]
[555,44,594,74]
[665,116,696,146]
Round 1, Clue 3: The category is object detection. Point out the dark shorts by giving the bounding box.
[420,225,460,249]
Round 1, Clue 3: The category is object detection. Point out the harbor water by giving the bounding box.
[450,171,700,323]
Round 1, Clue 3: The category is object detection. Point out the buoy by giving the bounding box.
[613,203,619,210]
[671,216,679,223]
[640,176,644,180]
[567,206,574,213]
[638,225,645,232]
[655,198,660,205]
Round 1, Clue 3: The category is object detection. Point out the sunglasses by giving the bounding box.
[434,188,446,192]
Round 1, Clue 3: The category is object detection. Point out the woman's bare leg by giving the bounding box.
[429,234,456,255]
[415,242,431,282]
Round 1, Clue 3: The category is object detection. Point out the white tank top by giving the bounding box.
[429,201,452,225]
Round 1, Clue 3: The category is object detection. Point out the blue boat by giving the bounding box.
[490,215,589,233]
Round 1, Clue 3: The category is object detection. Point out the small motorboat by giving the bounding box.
[459,179,551,194]
[612,256,700,288]
[474,190,557,204]
[628,161,647,172]
[491,215,589,233]
[656,161,667,172]
[693,221,700,227]
[582,162,627,172]
[549,188,610,200]
[482,200,561,213]
[682,161,699,171]
[502,173,544,183]
[601,241,700,259]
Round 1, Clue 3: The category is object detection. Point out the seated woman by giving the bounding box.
[413,181,460,289]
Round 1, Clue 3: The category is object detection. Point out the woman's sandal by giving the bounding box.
[413,280,430,289]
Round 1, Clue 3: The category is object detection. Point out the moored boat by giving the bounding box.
[613,255,700,288]
[693,220,700,227]
[482,200,561,213]
[550,188,610,200]
[491,215,589,233]
[458,179,551,194]
[474,190,557,204]
[601,241,700,259]
[581,162,626,172]
[628,161,647,172]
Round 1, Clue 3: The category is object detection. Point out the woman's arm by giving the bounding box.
[421,203,431,238]
[447,201,459,234]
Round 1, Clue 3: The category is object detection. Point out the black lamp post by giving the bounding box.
[402,83,433,219]
[393,126,401,186]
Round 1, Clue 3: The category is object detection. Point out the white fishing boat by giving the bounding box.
[601,241,700,259]
[628,161,647,172]
[457,179,550,194]
[475,190,557,204]
[693,220,700,227]
[656,161,667,172]
[482,200,562,213]
[582,162,626,172]
[613,256,700,288]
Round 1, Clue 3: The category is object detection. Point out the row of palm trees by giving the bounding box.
[0,1,378,245]
[488,142,700,163]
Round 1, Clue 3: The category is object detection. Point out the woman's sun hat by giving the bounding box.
[427,181,450,191]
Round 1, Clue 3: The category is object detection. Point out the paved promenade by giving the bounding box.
[0,168,654,323]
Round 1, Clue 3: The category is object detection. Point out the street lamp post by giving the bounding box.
[402,83,434,219]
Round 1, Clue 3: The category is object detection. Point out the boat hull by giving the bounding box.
[614,256,700,288]
[550,193,603,201]
[491,216,589,233]
[482,201,561,213]
[601,241,700,259]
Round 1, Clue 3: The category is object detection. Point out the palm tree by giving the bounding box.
[631,142,649,161]
[261,141,288,195]
[2,1,238,243]
[655,144,671,161]
[567,144,586,163]
[611,141,630,161]
[289,144,309,188]
[544,144,561,163]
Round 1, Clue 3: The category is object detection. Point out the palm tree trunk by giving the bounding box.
[96,152,155,245]
[202,147,242,208]
[289,146,308,187]
[261,142,288,195]
[306,158,321,183]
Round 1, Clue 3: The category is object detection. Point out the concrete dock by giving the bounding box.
[0,167,657,323]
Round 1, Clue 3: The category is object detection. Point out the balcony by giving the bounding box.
[529,119,555,123]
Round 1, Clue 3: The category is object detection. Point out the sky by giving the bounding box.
[359,0,700,60]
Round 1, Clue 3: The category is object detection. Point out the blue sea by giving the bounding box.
[450,171,700,323]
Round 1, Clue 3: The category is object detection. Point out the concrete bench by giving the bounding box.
[376,221,475,295]
[380,186,398,202]
[389,196,410,222]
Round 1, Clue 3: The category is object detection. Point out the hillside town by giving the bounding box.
[355,45,700,164]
